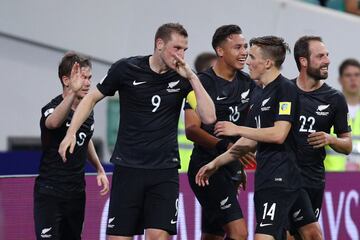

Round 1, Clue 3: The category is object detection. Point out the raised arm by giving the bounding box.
[87,140,109,196]
[46,63,83,129]
[174,54,216,124]
[59,88,105,161]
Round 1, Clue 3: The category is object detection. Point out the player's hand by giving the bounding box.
[235,150,256,168]
[97,172,109,196]
[230,144,256,166]
[173,54,196,80]
[58,134,76,162]
[307,131,334,148]
[195,161,218,187]
[69,62,83,93]
[214,121,240,137]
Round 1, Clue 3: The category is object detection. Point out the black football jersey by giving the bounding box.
[36,95,94,198]
[247,74,302,191]
[188,68,255,175]
[97,55,192,169]
[291,79,351,188]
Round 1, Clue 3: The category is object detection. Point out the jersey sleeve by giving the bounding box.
[275,80,298,123]
[184,72,215,110]
[333,93,351,134]
[96,60,125,96]
[183,101,193,110]
[40,97,61,128]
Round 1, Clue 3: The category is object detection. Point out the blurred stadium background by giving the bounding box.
[0,0,359,239]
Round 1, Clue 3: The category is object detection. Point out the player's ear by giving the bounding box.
[156,38,165,51]
[265,59,273,70]
[216,46,224,58]
[62,75,70,87]
[300,57,307,68]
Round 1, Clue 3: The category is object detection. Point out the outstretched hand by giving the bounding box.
[69,62,83,92]
[195,161,218,187]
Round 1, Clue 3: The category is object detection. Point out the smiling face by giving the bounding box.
[157,32,188,70]
[217,33,248,70]
[306,40,330,81]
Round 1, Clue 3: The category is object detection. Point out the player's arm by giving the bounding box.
[195,137,256,186]
[87,140,109,196]
[308,93,352,154]
[214,120,292,144]
[308,132,352,154]
[46,63,83,129]
[185,108,230,153]
[173,54,216,124]
[59,88,105,161]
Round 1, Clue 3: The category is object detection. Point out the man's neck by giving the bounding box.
[212,61,237,81]
[149,54,169,74]
[296,71,323,92]
[344,91,360,106]
[260,69,281,87]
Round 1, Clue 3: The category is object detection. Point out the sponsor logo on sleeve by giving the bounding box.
[44,108,54,117]
[279,102,291,115]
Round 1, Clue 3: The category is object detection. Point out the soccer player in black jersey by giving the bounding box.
[34,52,109,240]
[196,36,302,240]
[59,23,216,240]
[185,25,255,240]
[286,36,352,240]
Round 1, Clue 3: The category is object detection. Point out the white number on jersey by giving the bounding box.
[151,95,161,112]
[77,132,87,146]
[262,202,276,220]
[255,115,261,128]
[229,106,240,122]
[299,115,316,133]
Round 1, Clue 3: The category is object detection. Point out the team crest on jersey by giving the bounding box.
[241,89,250,103]
[261,97,271,111]
[316,104,330,116]
[279,102,291,115]
[167,80,181,93]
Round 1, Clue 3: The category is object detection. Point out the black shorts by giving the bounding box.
[188,167,244,237]
[289,187,324,232]
[33,188,85,240]
[254,188,299,240]
[106,166,179,236]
